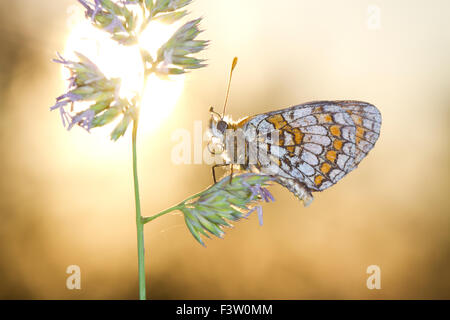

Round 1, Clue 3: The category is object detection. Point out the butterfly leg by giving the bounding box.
[229,164,234,184]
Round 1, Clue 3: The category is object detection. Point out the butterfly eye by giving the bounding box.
[217,120,227,133]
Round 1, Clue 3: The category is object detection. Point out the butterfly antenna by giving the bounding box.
[222,57,238,117]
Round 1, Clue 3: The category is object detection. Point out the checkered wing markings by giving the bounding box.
[337,101,382,168]
[245,102,358,191]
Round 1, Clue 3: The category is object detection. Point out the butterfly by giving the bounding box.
[208,58,382,206]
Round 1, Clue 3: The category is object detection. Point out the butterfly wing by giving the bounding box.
[243,101,381,193]
[336,101,382,168]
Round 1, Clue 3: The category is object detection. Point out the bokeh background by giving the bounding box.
[0,0,449,299]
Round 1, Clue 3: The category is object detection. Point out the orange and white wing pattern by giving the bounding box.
[242,101,381,193]
[337,101,382,168]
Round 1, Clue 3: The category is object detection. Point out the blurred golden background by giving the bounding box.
[0,0,449,299]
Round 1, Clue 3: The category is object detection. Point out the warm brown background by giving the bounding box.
[0,0,448,299]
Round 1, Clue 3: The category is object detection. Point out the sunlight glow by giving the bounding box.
[62,18,185,136]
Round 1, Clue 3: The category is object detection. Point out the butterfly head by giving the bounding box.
[208,107,229,154]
